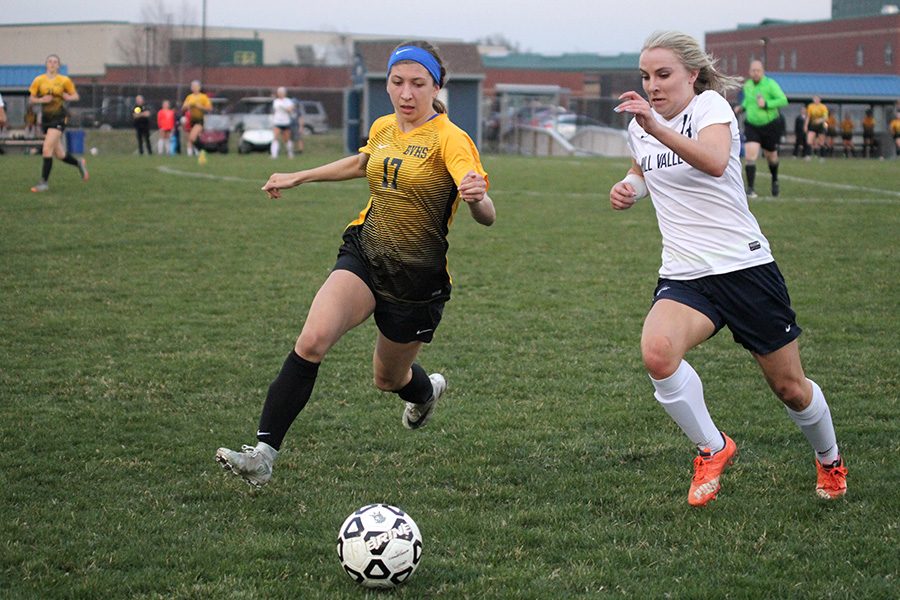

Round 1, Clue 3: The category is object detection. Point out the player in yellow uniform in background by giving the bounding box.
[216,41,496,488]
[181,80,212,156]
[840,114,855,158]
[891,110,900,157]
[824,111,837,157]
[28,54,88,192]
[804,96,828,160]
[862,109,877,158]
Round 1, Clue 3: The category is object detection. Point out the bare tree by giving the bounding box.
[114,1,198,68]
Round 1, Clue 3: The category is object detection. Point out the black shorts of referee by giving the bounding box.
[744,119,782,152]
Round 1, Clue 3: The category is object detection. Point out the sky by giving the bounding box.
[2,0,833,55]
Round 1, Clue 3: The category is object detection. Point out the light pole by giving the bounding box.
[759,37,769,68]
[201,0,207,84]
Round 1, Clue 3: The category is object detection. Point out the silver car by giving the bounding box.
[228,96,329,135]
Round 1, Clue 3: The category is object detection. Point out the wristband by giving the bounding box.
[622,173,648,199]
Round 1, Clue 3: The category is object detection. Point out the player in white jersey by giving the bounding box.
[271,87,295,158]
[609,31,846,506]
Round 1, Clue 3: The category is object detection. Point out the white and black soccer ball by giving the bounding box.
[336,504,423,589]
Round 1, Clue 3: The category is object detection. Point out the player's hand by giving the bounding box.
[614,91,655,134]
[458,170,486,203]
[261,172,299,199]
[609,181,638,210]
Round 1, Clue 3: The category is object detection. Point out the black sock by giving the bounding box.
[62,152,79,166]
[257,351,320,451]
[42,157,52,181]
[397,363,432,404]
[768,161,779,182]
[745,164,756,190]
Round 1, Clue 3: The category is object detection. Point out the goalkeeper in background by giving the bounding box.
[734,60,787,198]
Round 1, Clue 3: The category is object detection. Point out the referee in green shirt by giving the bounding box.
[734,60,788,198]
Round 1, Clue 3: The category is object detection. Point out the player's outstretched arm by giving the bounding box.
[262,153,369,199]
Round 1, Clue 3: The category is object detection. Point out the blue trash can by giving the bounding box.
[65,129,85,154]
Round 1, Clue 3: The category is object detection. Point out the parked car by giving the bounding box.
[228,96,329,135]
[539,113,604,140]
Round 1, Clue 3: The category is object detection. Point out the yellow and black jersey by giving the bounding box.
[807,102,828,124]
[183,92,211,123]
[29,73,76,121]
[348,113,488,304]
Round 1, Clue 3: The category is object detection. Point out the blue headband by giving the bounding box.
[386,46,442,86]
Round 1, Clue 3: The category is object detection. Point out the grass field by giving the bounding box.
[2,132,898,598]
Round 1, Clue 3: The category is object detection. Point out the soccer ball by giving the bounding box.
[336,504,423,588]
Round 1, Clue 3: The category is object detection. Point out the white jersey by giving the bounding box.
[627,90,773,280]
[272,97,294,127]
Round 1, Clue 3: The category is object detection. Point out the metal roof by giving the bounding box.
[482,53,639,71]
[766,72,900,102]
[0,65,68,89]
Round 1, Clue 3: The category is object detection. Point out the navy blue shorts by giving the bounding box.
[652,262,801,355]
[333,237,445,344]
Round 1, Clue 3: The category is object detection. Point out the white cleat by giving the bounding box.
[215,442,278,487]
[403,373,446,430]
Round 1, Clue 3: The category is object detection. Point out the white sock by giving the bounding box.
[651,360,724,452]
[271,140,279,158]
[157,139,164,154]
[785,378,839,464]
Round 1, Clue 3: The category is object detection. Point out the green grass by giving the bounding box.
[2,134,898,598]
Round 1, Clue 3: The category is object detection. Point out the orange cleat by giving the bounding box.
[815,457,847,500]
[688,433,737,507]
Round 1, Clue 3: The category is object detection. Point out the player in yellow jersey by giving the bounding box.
[28,54,88,192]
[216,41,496,487]
[804,96,828,160]
[181,80,212,156]
[862,109,877,158]
[891,110,900,156]
[839,114,855,158]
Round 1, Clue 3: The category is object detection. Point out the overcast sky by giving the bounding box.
[3,0,832,55]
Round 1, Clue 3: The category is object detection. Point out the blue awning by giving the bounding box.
[768,72,900,103]
[0,65,69,90]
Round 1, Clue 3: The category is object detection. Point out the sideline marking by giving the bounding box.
[157,165,258,183]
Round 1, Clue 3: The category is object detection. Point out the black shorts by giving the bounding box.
[333,236,445,344]
[841,133,853,141]
[808,121,826,135]
[190,117,204,128]
[651,262,801,355]
[41,114,68,133]
[744,120,781,152]
[274,124,292,132]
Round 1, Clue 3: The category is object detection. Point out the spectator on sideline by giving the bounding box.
[792,106,808,158]
[0,92,7,128]
[132,94,153,155]
[271,86,296,158]
[215,41,496,488]
[804,96,828,160]
[28,54,88,193]
[156,100,176,155]
[733,59,787,198]
[181,80,211,156]
[610,31,847,507]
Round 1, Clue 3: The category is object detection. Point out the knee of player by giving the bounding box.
[294,332,328,363]
[641,337,680,379]
[771,378,809,409]
[372,372,402,392]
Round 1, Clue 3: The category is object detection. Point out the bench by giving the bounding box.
[0,138,44,154]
